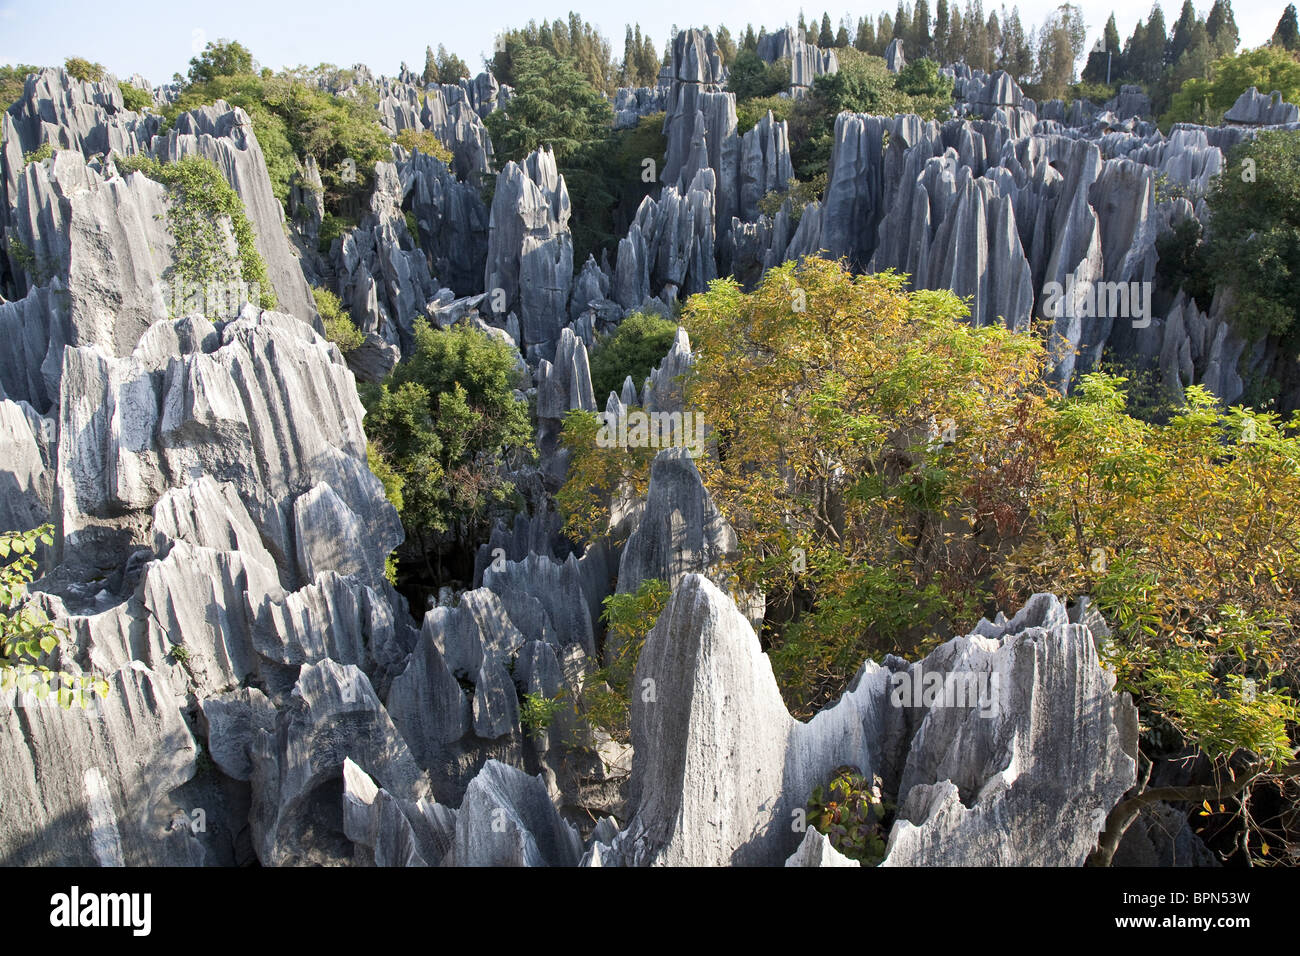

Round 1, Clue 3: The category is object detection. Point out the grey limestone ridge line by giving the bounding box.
[0,33,1282,865]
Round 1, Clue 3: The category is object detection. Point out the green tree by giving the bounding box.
[423,45,438,85]
[116,154,276,311]
[934,0,951,59]
[435,44,470,84]
[819,12,836,47]
[187,39,254,84]
[1162,45,1300,126]
[1169,0,1200,63]
[362,322,532,575]
[999,5,1035,80]
[63,56,105,83]
[1083,13,1122,85]
[1206,0,1240,56]
[588,312,680,400]
[484,44,613,164]
[1202,130,1300,346]
[1034,3,1088,98]
[727,49,791,101]
[856,16,877,52]
[716,25,737,65]
[1273,3,1300,50]
[912,0,934,57]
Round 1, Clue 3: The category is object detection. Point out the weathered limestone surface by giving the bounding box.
[601,576,1136,867]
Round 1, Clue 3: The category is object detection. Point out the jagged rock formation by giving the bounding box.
[756,27,839,90]
[0,660,205,866]
[885,38,907,73]
[598,576,1136,866]
[155,103,319,323]
[615,169,718,309]
[616,447,737,596]
[785,828,861,866]
[1107,85,1152,121]
[331,159,437,360]
[484,148,573,358]
[614,85,669,129]
[0,29,1280,870]
[1224,87,1300,126]
[400,147,489,298]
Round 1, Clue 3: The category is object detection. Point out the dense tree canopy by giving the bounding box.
[362,322,532,574]
[483,44,613,164]
[1202,131,1300,347]
[559,256,1300,862]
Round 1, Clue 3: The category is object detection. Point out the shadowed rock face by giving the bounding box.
[598,575,1136,867]
[0,660,205,866]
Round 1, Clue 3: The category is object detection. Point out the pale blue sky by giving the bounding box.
[0,0,1286,85]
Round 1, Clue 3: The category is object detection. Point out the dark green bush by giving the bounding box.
[588,312,679,401]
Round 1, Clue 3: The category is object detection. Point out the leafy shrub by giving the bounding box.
[318,212,352,255]
[728,50,790,101]
[756,174,827,226]
[587,312,678,401]
[0,64,40,110]
[63,56,104,83]
[314,287,362,351]
[0,525,109,709]
[395,128,454,165]
[1203,130,1300,346]
[735,95,796,135]
[361,322,532,569]
[578,579,670,743]
[519,691,566,739]
[806,767,894,865]
[1154,216,1213,312]
[119,82,152,112]
[894,58,955,100]
[165,63,390,212]
[22,143,52,165]
[1067,79,1118,104]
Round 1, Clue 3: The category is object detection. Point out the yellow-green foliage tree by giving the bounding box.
[395,128,454,166]
[558,255,1300,861]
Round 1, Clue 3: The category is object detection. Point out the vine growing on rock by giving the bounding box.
[116,153,277,312]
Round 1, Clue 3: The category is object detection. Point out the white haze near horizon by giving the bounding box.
[0,0,1286,89]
